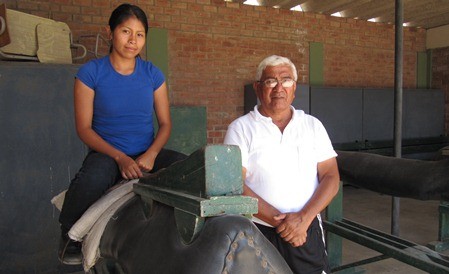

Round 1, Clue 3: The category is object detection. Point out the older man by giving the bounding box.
[224,55,340,274]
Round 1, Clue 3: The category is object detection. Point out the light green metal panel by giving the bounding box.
[309,42,324,86]
[154,106,207,155]
[147,28,168,81]
[167,106,207,155]
[417,51,428,88]
[427,49,433,88]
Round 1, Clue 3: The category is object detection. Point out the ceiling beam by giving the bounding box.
[382,0,449,24]
[409,12,449,29]
[255,0,286,6]
[229,0,449,29]
[378,0,432,22]
[340,0,395,20]
[276,0,309,9]
[300,0,367,14]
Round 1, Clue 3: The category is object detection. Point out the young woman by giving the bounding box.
[58,3,185,265]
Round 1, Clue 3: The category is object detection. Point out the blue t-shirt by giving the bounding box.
[76,56,165,156]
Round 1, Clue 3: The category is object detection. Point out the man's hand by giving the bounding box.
[274,212,311,247]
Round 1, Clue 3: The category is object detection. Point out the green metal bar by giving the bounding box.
[332,255,388,273]
[429,201,449,252]
[324,219,449,273]
[336,219,418,249]
[327,182,343,222]
[439,201,449,242]
[326,182,344,269]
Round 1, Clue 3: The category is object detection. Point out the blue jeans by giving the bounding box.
[59,148,187,234]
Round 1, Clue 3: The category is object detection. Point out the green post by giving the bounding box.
[428,200,449,252]
[309,42,324,86]
[325,183,366,273]
[326,182,343,269]
[147,28,169,82]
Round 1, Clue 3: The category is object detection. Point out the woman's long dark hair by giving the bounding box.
[108,3,149,53]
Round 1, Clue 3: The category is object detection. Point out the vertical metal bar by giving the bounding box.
[326,183,343,269]
[392,0,403,236]
[439,201,449,242]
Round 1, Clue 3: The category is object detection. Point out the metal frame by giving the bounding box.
[325,185,449,273]
[325,218,449,273]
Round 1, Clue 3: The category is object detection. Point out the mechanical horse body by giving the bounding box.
[65,145,293,274]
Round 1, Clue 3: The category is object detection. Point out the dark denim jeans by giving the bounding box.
[59,148,187,234]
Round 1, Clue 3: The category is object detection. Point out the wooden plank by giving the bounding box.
[0,3,10,47]
[134,184,257,217]
[201,196,257,216]
[36,22,72,64]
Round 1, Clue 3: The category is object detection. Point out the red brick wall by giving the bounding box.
[4,0,428,143]
[432,46,449,132]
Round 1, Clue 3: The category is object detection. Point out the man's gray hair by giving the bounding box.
[255,55,298,81]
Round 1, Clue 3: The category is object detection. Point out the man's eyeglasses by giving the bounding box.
[258,78,295,88]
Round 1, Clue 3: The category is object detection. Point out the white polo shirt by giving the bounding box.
[224,106,337,226]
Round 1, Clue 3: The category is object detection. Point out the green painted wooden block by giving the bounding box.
[134,145,258,244]
[138,145,243,197]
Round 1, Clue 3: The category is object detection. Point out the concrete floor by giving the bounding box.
[337,184,448,273]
